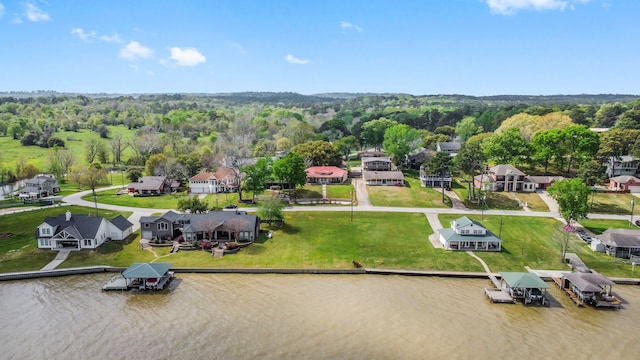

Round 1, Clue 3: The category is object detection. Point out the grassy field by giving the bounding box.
[438,214,638,278]
[82,190,249,210]
[0,125,137,171]
[58,212,485,271]
[451,180,521,210]
[367,171,452,208]
[578,218,637,235]
[514,192,549,212]
[293,184,355,200]
[589,192,635,215]
[0,206,131,272]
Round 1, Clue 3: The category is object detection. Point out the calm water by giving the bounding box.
[1,273,640,360]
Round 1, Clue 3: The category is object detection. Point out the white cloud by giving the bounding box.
[340,21,362,32]
[70,28,96,42]
[231,43,247,55]
[120,41,154,61]
[485,0,589,14]
[100,33,125,43]
[169,47,206,66]
[285,54,310,65]
[25,3,49,22]
[0,4,5,18]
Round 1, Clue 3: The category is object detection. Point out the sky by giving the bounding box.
[0,0,638,96]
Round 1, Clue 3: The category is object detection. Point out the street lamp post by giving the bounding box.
[350,189,354,222]
[631,197,635,226]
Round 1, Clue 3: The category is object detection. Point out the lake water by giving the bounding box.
[1,273,640,359]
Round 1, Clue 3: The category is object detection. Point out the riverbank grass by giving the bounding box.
[438,215,638,278]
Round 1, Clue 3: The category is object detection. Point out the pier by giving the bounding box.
[466,251,514,303]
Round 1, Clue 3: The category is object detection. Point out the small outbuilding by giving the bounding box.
[557,272,621,308]
[499,272,549,305]
[104,262,174,291]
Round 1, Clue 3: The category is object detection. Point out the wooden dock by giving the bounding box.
[553,277,583,306]
[485,287,514,303]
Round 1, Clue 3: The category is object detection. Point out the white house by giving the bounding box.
[438,216,502,251]
[189,167,239,194]
[606,155,639,178]
[36,211,133,250]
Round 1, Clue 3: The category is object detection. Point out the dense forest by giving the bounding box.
[1,92,639,188]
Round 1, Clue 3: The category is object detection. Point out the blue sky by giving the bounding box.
[0,0,637,95]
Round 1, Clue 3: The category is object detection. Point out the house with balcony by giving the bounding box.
[606,155,639,178]
[189,167,239,194]
[474,164,535,192]
[18,175,60,199]
[438,216,502,251]
[419,164,452,188]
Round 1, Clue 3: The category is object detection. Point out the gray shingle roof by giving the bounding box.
[111,215,133,231]
[43,213,104,239]
[600,228,640,248]
[563,272,614,292]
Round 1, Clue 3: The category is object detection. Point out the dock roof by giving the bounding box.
[500,272,549,289]
[563,272,615,292]
[122,263,172,279]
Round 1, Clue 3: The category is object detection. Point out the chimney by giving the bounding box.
[66,211,71,221]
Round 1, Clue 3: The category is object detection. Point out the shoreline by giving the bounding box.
[2,266,640,285]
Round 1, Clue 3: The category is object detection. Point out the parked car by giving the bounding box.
[223,204,238,211]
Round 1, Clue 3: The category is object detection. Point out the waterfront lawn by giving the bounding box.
[58,212,481,271]
[578,219,637,235]
[367,171,452,208]
[0,206,132,272]
[589,192,634,215]
[438,215,639,278]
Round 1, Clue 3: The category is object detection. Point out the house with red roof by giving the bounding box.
[305,166,348,185]
[189,167,239,193]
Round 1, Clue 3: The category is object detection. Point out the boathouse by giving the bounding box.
[556,272,621,308]
[499,272,549,305]
[438,216,502,251]
[103,263,174,291]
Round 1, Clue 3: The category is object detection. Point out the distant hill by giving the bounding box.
[0,91,637,105]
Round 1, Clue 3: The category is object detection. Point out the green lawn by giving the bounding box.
[514,192,549,212]
[439,214,638,278]
[0,125,138,171]
[451,181,521,210]
[367,170,452,208]
[0,206,131,272]
[61,212,478,270]
[293,184,354,201]
[589,192,636,215]
[577,219,637,235]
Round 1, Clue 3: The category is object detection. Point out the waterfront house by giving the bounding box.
[557,272,620,308]
[189,167,239,194]
[419,164,452,188]
[598,228,640,258]
[361,156,405,186]
[140,210,260,243]
[36,211,133,250]
[127,176,174,195]
[438,216,502,251]
[473,164,535,192]
[606,155,639,178]
[18,174,60,199]
[608,175,640,192]
[305,166,348,185]
[499,272,549,305]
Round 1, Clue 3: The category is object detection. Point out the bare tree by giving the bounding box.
[110,134,129,164]
[216,112,257,201]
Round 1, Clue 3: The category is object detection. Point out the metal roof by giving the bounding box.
[500,272,549,289]
[563,272,615,292]
[122,263,172,279]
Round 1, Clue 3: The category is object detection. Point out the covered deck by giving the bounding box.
[555,272,621,309]
[103,263,174,291]
[500,272,549,305]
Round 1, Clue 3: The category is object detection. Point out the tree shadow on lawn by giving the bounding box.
[590,203,629,215]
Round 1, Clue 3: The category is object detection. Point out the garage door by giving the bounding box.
[629,186,640,193]
[142,231,153,240]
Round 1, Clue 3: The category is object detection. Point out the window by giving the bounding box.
[144,223,150,228]
[84,239,92,247]
[158,222,169,231]
[41,239,50,247]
